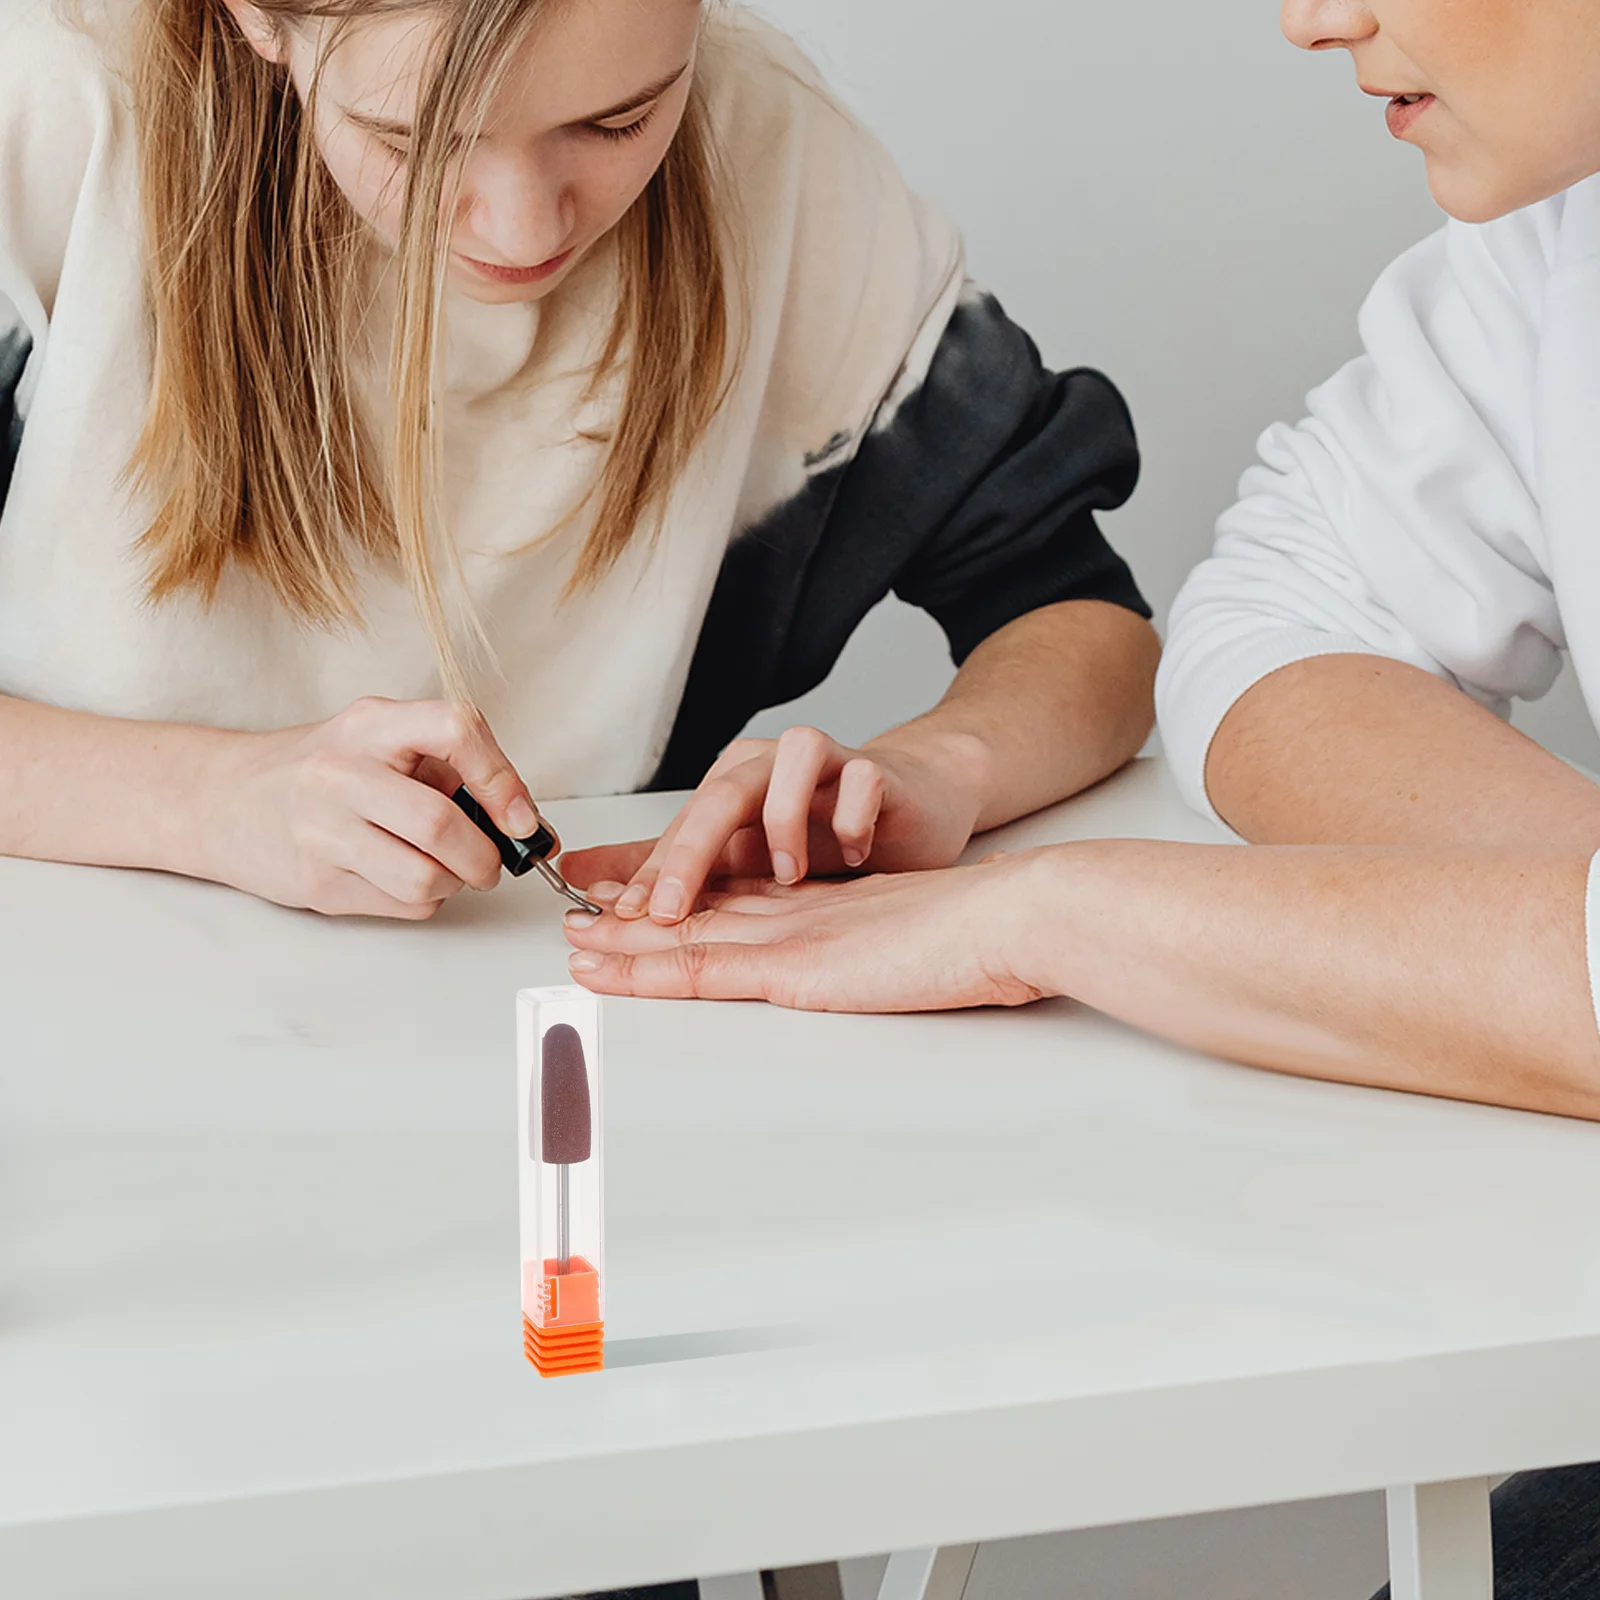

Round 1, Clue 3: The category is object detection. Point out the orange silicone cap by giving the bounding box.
[524,1314,604,1377]
[523,1255,604,1377]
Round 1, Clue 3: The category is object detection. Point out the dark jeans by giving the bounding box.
[575,1588,698,1600]
[1373,1465,1600,1600]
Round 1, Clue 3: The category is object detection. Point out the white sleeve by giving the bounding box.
[0,0,107,338]
[1157,203,1567,824]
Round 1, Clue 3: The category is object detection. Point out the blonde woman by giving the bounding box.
[0,0,1158,921]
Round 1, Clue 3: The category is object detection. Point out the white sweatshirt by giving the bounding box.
[1157,174,1600,1027]
[1158,178,1600,803]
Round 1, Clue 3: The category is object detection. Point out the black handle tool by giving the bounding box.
[452,787,602,915]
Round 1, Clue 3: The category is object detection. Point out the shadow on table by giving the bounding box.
[605,1323,830,1369]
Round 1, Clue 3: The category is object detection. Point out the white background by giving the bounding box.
[745,0,1600,772]
[745,0,1554,1593]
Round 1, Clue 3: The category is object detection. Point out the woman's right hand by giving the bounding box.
[197,696,541,919]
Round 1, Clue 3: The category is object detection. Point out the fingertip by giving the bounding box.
[568,949,604,974]
[615,884,650,919]
[771,851,800,886]
[506,795,539,836]
[587,880,627,904]
[650,879,687,922]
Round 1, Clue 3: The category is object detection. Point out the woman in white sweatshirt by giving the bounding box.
[566,0,1600,1129]
[0,0,1158,922]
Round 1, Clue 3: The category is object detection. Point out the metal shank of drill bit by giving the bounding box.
[556,1165,571,1275]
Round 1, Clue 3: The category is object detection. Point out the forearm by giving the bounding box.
[0,691,230,874]
[1015,837,1600,1120]
[1207,654,1600,847]
[869,600,1159,832]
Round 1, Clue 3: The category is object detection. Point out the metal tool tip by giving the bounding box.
[533,856,603,917]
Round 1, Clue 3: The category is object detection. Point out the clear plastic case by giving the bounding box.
[516,986,605,1377]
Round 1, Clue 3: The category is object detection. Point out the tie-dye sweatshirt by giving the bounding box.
[0,0,1147,797]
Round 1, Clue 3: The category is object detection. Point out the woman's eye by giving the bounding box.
[366,130,464,161]
[591,106,657,143]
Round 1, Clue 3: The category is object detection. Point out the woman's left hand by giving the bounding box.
[557,725,988,924]
[561,851,1053,1012]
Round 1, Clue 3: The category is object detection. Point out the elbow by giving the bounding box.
[1490,1043,1600,1124]
[1112,614,1161,764]
[1073,604,1159,776]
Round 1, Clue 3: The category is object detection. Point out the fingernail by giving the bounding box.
[564,911,599,930]
[772,852,799,885]
[616,886,650,918]
[652,880,686,920]
[589,880,626,902]
[568,950,603,973]
[842,848,865,869]
[507,797,538,835]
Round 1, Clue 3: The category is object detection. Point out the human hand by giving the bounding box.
[558,725,990,924]
[562,849,1058,1012]
[199,697,544,918]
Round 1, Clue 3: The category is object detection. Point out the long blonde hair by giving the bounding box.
[126,0,735,690]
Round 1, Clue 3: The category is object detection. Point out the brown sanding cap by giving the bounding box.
[540,1024,592,1165]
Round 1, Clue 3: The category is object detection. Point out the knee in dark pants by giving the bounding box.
[567,1561,845,1600]
[572,1586,700,1600]
[1370,1464,1600,1600]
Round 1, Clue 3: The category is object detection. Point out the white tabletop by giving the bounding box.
[3,757,1600,1600]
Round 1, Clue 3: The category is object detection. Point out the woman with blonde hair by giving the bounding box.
[0,0,1157,918]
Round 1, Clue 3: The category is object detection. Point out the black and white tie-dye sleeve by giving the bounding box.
[651,288,1147,790]
[0,307,29,507]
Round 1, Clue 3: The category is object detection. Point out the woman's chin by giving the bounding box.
[1424,154,1575,226]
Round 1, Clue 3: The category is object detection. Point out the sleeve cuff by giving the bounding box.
[1157,626,1387,834]
[925,508,1151,666]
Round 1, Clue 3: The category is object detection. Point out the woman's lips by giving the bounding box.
[1385,93,1436,139]
[456,249,574,286]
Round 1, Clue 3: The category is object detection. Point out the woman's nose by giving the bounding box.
[1280,0,1378,51]
[458,154,575,267]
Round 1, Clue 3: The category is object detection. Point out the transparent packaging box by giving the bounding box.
[517,986,604,1377]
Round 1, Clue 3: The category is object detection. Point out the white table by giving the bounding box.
[3,757,1599,1600]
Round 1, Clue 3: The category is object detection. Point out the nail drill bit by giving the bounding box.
[539,1023,592,1275]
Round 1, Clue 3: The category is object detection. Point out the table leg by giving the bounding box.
[1386,1480,1493,1600]
[700,1574,766,1600]
[873,1546,977,1600]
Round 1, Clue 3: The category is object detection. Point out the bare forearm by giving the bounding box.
[0,692,229,874]
[1208,654,1600,847]
[1019,838,1600,1120]
[869,600,1159,831]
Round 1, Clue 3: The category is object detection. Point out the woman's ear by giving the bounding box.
[218,0,290,65]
